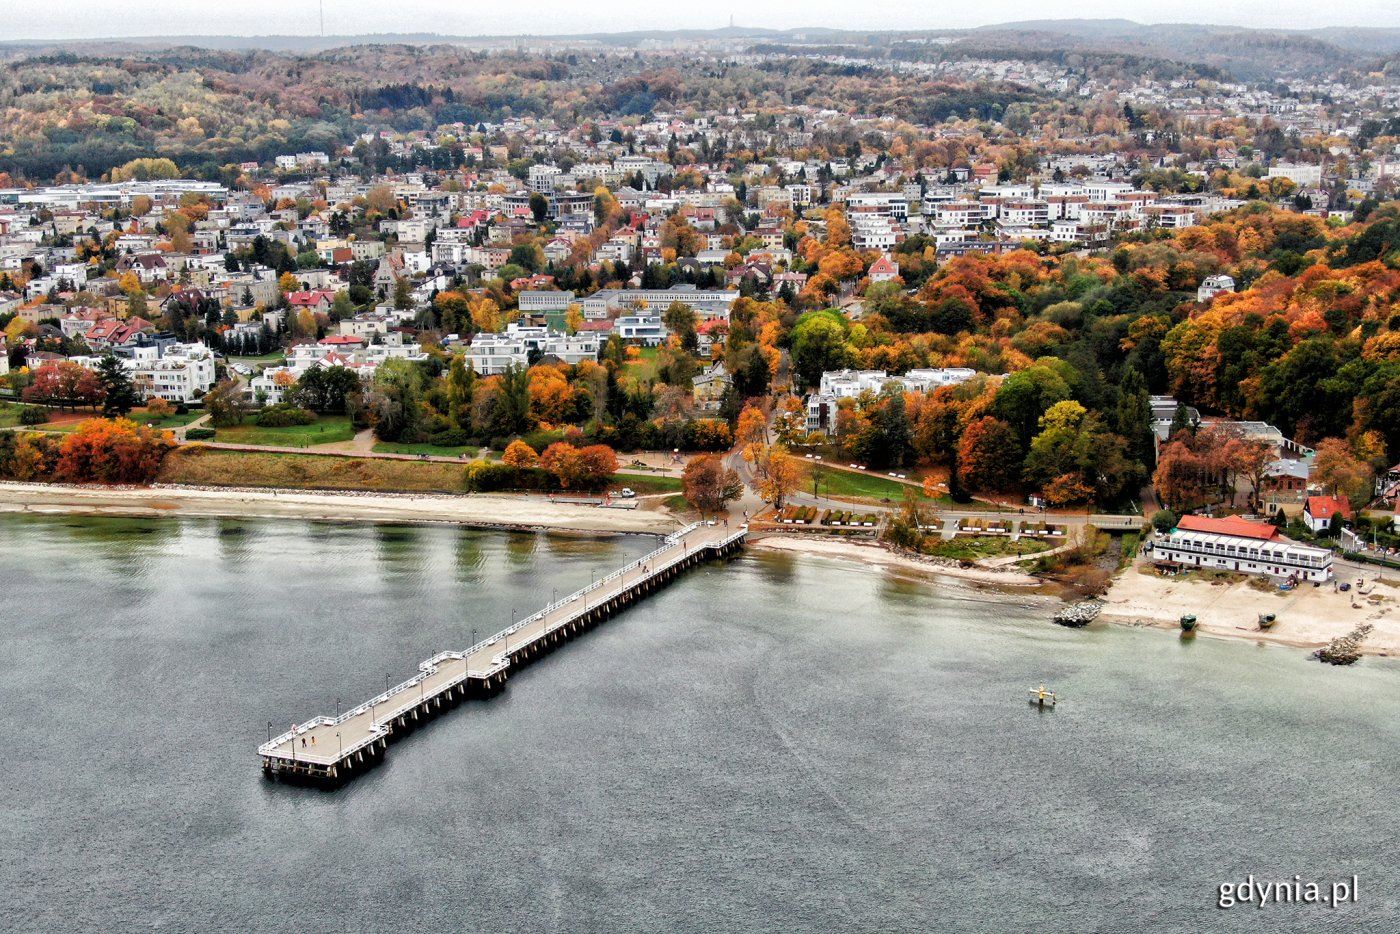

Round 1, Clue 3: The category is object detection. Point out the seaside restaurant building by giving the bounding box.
[1148,515,1334,583]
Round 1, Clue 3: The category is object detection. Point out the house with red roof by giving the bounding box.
[1303,495,1353,534]
[286,290,336,315]
[317,335,365,350]
[868,253,901,284]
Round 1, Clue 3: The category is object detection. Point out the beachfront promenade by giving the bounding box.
[258,520,746,786]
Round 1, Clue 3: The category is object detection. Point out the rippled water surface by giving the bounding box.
[2,514,1397,931]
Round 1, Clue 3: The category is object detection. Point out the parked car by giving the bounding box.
[619,488,636,498]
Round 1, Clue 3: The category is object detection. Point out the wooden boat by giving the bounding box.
[1027,684,1057,707]
[1180,614,1198,631]
[1258,613,1277,629]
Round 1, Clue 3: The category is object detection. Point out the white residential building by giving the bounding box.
[466,324,601,375]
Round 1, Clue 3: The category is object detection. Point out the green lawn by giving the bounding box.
[214,415,355,448]
[612,471,683,495]
[372,441,478,458]
[808,465,947,504]
[133,409,204,429]
[0,403,31,428]
[623,347,660,381]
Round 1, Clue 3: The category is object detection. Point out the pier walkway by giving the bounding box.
[258,521,745,785]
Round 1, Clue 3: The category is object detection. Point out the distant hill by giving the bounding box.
[5,20,1400,81]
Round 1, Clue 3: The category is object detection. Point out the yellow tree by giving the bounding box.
[745,443,801,510]
[471,298,503,333]
[502,439,539,468]
[278,272,300,295]
[565,303,584,336]
[736,404,768,446]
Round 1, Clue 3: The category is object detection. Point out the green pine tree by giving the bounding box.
[97,354,140,418]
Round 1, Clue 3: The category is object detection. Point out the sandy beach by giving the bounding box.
[0,481,683,536]
[749,534,1046,589]
[1100,563,1400,656]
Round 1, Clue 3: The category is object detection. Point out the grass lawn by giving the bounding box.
[0,403,34,428]
[808,465,947,504]
[373,441,478,458]
[213,414,355,448]
[623,346,660,381]
[159,447,466,493]
[611,471,683,494]
[924,536,1052,561]
[132,409,204,430]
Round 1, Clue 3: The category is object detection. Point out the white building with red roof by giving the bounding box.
[1148,515,1333,582]
[1303,495,1353,534]
[867,253,901,284]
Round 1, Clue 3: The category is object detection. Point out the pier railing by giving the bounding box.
[258,522,729,762]
[487,522,703,656]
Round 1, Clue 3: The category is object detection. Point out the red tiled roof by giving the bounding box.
[1306,496,1352,521]
[1176,515,1279,541]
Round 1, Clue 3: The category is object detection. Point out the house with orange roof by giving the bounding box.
[867,254,901,284]
[1303,495,1353,534]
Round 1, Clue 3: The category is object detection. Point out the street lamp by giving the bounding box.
[337,731,342,757]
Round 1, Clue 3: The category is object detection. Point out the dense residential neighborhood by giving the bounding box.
[2,23,1400,575]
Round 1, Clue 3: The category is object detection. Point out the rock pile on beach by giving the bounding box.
[1313,623,1375,665]
[1053,600,1103,628]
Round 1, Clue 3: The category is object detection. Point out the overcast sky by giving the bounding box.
[8,1,1395,41]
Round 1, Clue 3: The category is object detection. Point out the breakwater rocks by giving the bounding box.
[1054,600,1103,628]
[1313,623,1375,665]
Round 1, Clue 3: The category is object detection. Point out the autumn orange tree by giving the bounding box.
[539,442,618,490]
[22,362,104,412]
[502,439,539,469]
[682,454,743,517]
[55,419,175,484]
[744,442,801,510]
[956,416,1021,493]
[1312,437,1375,509]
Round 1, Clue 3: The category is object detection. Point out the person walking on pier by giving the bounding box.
[300,736,306,748]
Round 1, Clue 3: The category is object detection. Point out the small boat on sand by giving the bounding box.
[1258,613,1276,629]
[1180,614,1198,631]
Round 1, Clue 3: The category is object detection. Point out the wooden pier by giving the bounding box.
[258,521,746,786]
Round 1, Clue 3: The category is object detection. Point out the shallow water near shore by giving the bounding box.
[3,513,1398,931]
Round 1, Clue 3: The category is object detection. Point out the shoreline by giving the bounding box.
[6,481,1395,661]
[1097,563,1400,659]
[749,534,1048,590]
[0,481,683,537]
[752,534,1400,661]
